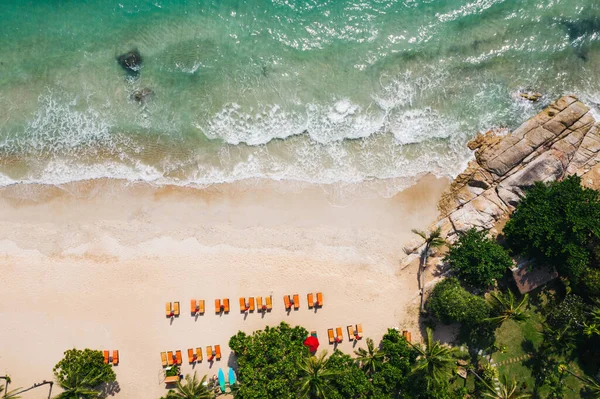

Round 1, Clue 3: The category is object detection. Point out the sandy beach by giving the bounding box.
[0,176,448,398]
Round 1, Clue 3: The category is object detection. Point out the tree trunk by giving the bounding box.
[419,246,429,313]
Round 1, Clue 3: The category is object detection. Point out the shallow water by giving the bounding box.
[1,0,599,194]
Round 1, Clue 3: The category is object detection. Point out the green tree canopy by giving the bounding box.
[325,351,373,399]
[444,228,513,288]
[427,278,490,325]
[53,348,115,399]
[228,322,309,399]
[504,176,600,282]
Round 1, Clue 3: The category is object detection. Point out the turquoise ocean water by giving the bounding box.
[1,0,599,194]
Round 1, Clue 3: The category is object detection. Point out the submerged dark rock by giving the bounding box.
[117,50,142,73]
[132,88,153,103]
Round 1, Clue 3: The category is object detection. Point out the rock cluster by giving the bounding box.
[436,95,600,242]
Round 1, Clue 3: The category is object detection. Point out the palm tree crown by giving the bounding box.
[486,290,529,326]
[167,372,214,399]
[481,374,530,399]
[354,338,384,376]
[409,327,458,388]
[297,351,340,399]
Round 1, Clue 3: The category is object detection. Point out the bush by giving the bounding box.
[580,268,600,299]
[545,294,586,330]
[53,348,116,393]
[444,228,513,288]
[504,176,600,281]
[427,278,490,325]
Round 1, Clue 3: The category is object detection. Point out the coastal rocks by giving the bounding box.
[435,95,599,243]
[132,88,153,103]
[117,50,142,73]
[519,91,542,102]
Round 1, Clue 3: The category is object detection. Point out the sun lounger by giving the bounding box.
[167,351,174,366]
[206,346,213,358]
[307,293,314,308]
[239,297,247,312]
[248,297,255,312]
[175,350,182,365]
[336,327,343,343]
[173,302,180,316]
[112,350,119,366]
[188,348,195,363]
[327,328,335,344]
[223,298,230,313]
[347,325,355,341]
[316,292,323,307]
[215,345,221,360]
[198,300,205,314]
[284,295,291,310]
[215,299,221,313]
[191,299,197,314]
[266,295,272,311]
[160,352,167,367]
[103,350,109,364]
[166,302,172,317]
[256,296,263,311]
[196,347,203,362]
[356,324,363,339]
[164,375,179,384]
[293,294,300,310]
[402,330,412,343]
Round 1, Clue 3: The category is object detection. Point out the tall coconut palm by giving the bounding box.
[481,374,530,399]
[559,366,600,398]
[354,338,384,376]
[409,327,458,388]
[412,227,445,313]
[485,290,529,326]
[296,351,339,399]
[167,372,214,399]
[540,324,576,356]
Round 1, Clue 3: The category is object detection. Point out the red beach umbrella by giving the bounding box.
[303,336,319,352]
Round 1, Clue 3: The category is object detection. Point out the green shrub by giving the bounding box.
[444,228,513,288]
[580,268,600,298]
[53,348,116,395]
[427,278,490,325]
[545,294,586,330]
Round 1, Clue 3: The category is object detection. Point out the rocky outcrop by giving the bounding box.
[436,95,599,242]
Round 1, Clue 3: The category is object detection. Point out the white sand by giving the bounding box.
[0,176,448,399]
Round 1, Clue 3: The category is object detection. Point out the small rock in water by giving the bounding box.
[519,91,542,102]
[132,88,153,103]
[117,50,142,72]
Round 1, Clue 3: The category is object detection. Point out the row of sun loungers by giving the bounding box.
[103,350,119,366]
[239,296,273,312]
[161,347,221,367]
[328,324,363,344]
[284,292,323,310]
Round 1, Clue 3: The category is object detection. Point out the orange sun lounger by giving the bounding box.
[166,302,172,317]
[206,346,214,360]
[167,351,174,366]
[256,296,263,311]
[327,328,335,344]
[175,350,182,365]
[103,350,109,364]
[248,297,255,312]
[160,352,167,367]
[239,297,247,312]
[196,347,203,362]
[191,299,197,314]
[173,302,180,316]
[198,300,205,314]
[164,375,179,384]
[316,292,323,307]
[356,324,363,339]
[336,327,343,343]
[266,296,272,311]
[215,345,221,360]
[347,325,355,341]
[112,350,119,366]
[284,295,291,310]
[402,330,412,343]
[188,348,195,363]
[215,299,221,313]
[223,298,230,313]
[307,293,314,308]
[293,294,300,310]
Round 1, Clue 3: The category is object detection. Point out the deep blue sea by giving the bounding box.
[1,0,599,193]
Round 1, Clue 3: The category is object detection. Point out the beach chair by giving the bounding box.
[196,347,203,362]
[167,351,174,366]
[223,298,230,313]
[356,324,363,339]
[175,350,182,365]
[316,292,323,307]
[215,299,221,313]
[307,293,314,308]
[198,300,205,314]
[173,302,180,316]
[239,297,247,312]
[160,352,167,367]
[112,350,119,366]
[191,299,197,315]
[164,375,179,384]
[347,325,355,341]
[327,329,335,344]
[188,348,195,363]
[402,330,412,343]
[266,295,272,311]
[336,327,343,343]
[206,346,214,361]
[256,296,263,311]
[103,350,109,364]
[166,302,172,317]
[215,345,221,360]
[248,297,255,312]
[293,294,300,310]
[284,295,291,310]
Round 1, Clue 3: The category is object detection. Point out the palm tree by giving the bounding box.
[297,351,340,399]
[559,366,600,398]
[411,227,445,313]
[540,324,576,356]
[485,290,529,326]
[0,385,21,399]
[167,372,213,399]
[354,338,384,376]
[409,327,458,388]
[481,374,530,399]
[54,368,108,399]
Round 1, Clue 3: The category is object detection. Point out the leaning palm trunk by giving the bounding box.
[412,228,444,313]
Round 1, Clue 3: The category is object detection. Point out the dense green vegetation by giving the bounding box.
[427,278,490,325]
[53,349,116,399]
